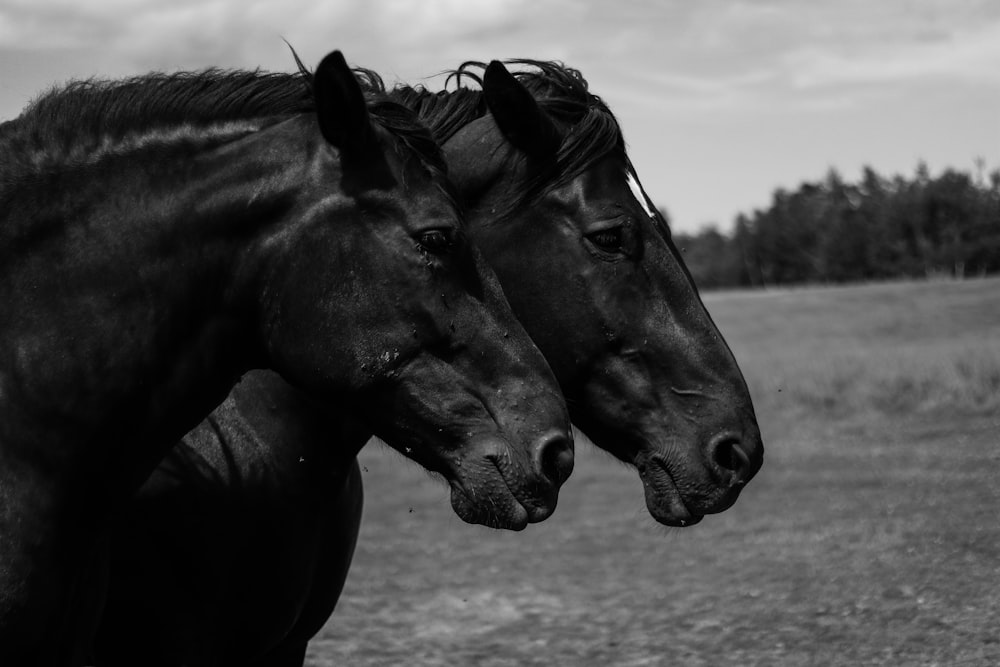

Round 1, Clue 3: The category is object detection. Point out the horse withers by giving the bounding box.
[0,51,571,665]
[94,58,762,666]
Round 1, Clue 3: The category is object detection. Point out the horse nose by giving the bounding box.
[534,430,574,488]
[707,431,760,487]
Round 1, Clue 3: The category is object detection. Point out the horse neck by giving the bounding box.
[0,117,316,468]
[227,369,373,483]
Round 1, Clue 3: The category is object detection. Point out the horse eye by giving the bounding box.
[587,227,624,252]
[416,228,454,253]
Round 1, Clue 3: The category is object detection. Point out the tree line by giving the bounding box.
[673,162,1000,289]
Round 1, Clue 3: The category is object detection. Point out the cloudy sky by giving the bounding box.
[1,0,997,233]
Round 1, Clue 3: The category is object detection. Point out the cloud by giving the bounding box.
[0,0,551,75]
[371,0,532,43]
[785,21,1000,88]
[573,0,1000,117]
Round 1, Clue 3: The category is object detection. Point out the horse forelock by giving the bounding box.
[626,158,671,237]
[505,60,627,196]
[369,59,627,223]
[624,156,698,291]
[366,97,462,219]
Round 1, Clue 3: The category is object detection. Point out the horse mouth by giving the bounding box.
[638,456,704,527]
[446,457,535,531]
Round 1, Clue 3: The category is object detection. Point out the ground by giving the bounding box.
[305,277,1000,666]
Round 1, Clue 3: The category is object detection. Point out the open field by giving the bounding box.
[307,277,1000,666]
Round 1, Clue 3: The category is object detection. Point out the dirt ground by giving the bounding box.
[306,279,1000,666]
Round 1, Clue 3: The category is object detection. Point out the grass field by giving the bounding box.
[306,277,1000,666]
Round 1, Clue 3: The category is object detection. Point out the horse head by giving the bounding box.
[261,52,573,529]
[433,60,762,526]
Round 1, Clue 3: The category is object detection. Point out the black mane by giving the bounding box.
[0,66,451,189]
[356,60,627,216]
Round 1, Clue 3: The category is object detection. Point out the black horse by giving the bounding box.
[0,51,574,666]
[94,59,763,665]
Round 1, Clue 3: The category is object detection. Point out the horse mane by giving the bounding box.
[0,65,452,193]
[356,60,626,219]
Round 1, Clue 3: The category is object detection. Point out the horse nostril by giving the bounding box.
[536,432,574,488]
[709,434,751,486]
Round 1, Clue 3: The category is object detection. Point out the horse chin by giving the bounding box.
[645,496,704,528]
[443,435,562,530]
[636,455,704,528]
[448,480,530,531]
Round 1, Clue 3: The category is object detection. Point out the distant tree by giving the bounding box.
[675,225,742,289]
[966,168,1000,275]
[924,169,978,277]
[666,160,1000,289]
[821,171,870,281]
[731,214,758,287]
[857,165,896,279]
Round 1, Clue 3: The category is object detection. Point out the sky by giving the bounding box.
[1,0,997,234]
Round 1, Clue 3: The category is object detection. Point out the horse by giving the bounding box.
[0,51,575,666]
[92,58,764,665]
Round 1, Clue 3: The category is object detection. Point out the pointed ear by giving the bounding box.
[313,50,376,159]
[483,60,561,160]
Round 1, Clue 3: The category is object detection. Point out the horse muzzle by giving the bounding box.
[447,429,573,530]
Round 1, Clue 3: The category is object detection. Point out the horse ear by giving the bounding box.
[313,50,375,158]
[483,60,561,160]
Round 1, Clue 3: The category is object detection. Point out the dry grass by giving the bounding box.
[306,277,1000,666]
[709,277,1000,419]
